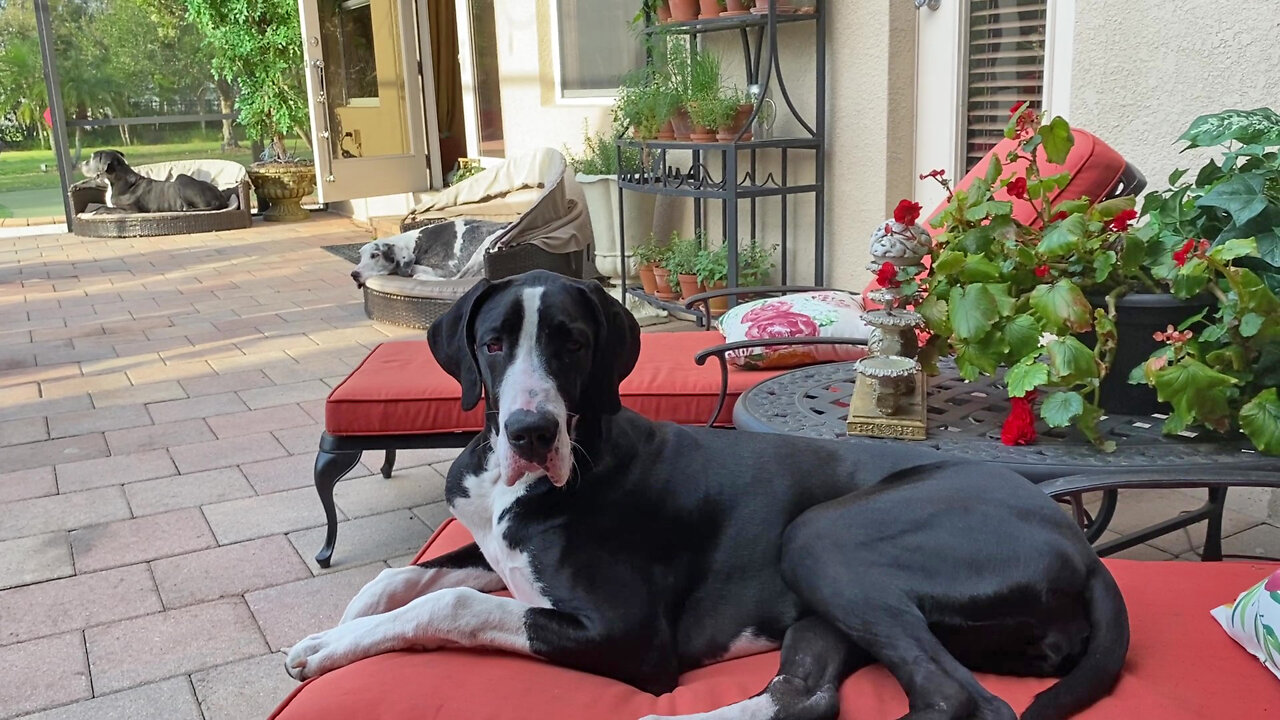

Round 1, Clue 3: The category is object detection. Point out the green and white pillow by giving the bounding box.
[1210,568,1280,681]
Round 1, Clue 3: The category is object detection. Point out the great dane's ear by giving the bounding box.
[427,279,493,411]
[582,281,641,415]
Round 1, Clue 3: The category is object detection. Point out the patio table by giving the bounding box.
[732,360,1280,560]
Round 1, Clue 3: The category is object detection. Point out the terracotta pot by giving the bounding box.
[669,0,699,21]
[656,119,676,141]
[657,2,672,22]
[671,107,693,141]
[716,103,756,142]
[247,162,316,223]
[698,0,722,19]
[721,0,749,15]
[637,263,659,296]
[690,124,718,142]
[753,0,795,12]
[677,273,703,300]
[652,267,679,300]
[707,280,729,317]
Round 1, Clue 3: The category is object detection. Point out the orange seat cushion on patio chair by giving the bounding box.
[270,518,1279,720]
[324,333,790,435]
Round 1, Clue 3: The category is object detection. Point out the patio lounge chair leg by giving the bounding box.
[381,449,396,479]
[313,449,363,569]
[1201,487,1228,562]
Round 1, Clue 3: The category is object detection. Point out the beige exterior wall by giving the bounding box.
[1068,0,1280,191]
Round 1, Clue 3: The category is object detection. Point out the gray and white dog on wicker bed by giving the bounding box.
[350,219,510,289]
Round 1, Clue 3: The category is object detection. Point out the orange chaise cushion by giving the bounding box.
[271,519,1278,720]
[324,333,791,435]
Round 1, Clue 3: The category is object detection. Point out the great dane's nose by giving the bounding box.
[504,409,558,464]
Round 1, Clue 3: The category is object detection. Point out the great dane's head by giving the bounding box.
[428,271,641,487]
[79,149,128,179]
[350,240,415,288]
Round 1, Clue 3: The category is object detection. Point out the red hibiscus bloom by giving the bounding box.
[1106,208,1139,232]
[874,262,901,289]
[1034,264,1051,279]
[893,199,922,226]
[1173,239,1196,266]
[1050,211,1069,222]
[1006,177,1029,200]
[1001,393,1037,446]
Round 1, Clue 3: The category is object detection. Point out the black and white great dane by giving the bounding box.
[76,150,231,213]
[286,271,1128,720]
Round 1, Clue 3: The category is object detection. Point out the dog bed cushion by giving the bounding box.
[716,291,870,370]
[270,518,1280,719]
[325,333,790,435]
[1210,568,1280,680]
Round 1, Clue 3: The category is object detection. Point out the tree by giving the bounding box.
[0,7,48,147]
[184,0,310,161]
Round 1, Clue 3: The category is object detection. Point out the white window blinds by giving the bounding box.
[965,0,1048,170]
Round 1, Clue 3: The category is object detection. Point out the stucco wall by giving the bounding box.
[1069,0,1280,190]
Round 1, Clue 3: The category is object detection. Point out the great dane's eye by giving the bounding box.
[484,340,503,354]
[371,252,380,259]
[565,339,584,353]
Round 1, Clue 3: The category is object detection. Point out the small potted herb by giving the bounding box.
[633,237,668,296]
[663,233,704,299]
[694,243,730,316]
[739,238,776,286]
[652,231,682,300]
[716,87,755,143]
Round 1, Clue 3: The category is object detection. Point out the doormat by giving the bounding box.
[322,243,364,264]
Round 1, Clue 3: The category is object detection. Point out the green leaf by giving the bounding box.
[1168,168,1189,186]
[984,155,1003,186]
[1030,280,1093,333]
[949,285,1000,341]
[965,201,1014,222]
[1041,391,1085,428]
[1093,250,1117,283]
[1093,196,1137,219]
[1209,237,1259,262]
[1240,312,1264,337]
[1075,403,1116,453]
[1006,361,1049,397]
[1003,314,1043,360]
[1152,359,1240,434]
[959,227,996,254]
[959,255,1003,282]
[1239,388,1280,455]
[1179,108,1280,148]
[933,250,965,276]
[1041,116,1074,164]
[1039,215,1088,257]
[1196,173,1268,226]
[1051,199,1091,217]
[1045,336,1098,384]
[917,295,949,334]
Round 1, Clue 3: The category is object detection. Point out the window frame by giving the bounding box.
[548,0,639,105]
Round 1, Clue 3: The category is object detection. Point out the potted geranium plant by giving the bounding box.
[186,0,316,222]
[1128,108,1280,454]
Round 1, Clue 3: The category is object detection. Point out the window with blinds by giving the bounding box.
[965,0,1048,170]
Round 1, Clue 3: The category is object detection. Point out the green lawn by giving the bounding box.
[0,140,259,194]
[0,188,64,219]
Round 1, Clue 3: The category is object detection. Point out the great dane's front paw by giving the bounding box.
[285,621,379,680]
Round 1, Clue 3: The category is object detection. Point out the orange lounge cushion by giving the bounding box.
[271,519,1279,720]
[324,334,790,435]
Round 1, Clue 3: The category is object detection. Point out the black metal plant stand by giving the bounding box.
[616,1,826,314]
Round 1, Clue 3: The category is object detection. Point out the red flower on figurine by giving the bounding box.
[1001,392,1038,446]
[874,262,901,289]
[893,199,922,227]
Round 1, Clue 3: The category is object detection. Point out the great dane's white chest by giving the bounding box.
[449,466,551,609]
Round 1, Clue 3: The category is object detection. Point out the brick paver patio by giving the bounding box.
[0,215,1277,719]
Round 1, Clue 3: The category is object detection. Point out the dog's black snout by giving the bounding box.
[504,410,558,463]
[350,270,360,279]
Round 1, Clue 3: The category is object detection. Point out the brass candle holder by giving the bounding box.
[847,217,929,440]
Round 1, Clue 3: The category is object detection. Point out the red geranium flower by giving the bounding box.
[1001,392,1038,446]
[1034,264,1051,279]
[874,262,901,289]
[1050,210,1069,222]
[1009,101,1026,118]
[893,199,922,227]
[1006,177,1029,200]
[1172,239,1196,266]
[1106,208,1139,232]
[919,168,947,181]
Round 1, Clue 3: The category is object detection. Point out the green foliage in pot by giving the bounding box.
[688,93,737,132]
[694,243,729,287]
[1127,108,1280,454]
[616,69,681,140]
[184,0,309,161]
[662,232,702,275]
[738,238,776,286]
[565,122,642,176]
[920,108,1162,451]
[633,237,670,267]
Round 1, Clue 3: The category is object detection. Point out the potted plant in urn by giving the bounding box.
[566,123,648,286]
[920,104,1280,455]
[186,0,316,222]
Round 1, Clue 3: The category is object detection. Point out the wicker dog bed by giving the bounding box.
[70,159,253,238]
[362,276,480,330]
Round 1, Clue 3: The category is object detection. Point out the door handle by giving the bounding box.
[914,0,941,9]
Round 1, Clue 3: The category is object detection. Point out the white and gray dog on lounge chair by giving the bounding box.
[350,219,509,288]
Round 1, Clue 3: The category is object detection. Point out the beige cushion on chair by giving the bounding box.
[135,159,249,190]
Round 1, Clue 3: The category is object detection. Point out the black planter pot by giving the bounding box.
[1087,293,1214,416]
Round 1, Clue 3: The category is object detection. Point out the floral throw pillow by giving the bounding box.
[716,291,870,370]
[1210,568,1280,681]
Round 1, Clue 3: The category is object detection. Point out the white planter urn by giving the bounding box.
[576,173,657,284]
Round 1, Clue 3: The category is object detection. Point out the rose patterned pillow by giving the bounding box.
[716,291,870,370]
[1210,568,1280,681]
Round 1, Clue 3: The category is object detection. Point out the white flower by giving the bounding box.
[1038,332,1060,348]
